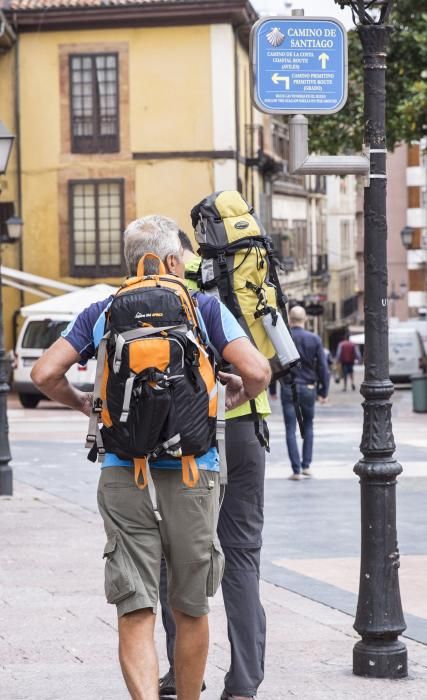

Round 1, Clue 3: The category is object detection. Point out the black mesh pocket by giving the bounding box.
[127,382,175,455]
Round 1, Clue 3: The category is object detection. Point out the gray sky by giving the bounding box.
[251,0,354,29]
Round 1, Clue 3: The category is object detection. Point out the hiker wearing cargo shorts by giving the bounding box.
[31,215,271,700]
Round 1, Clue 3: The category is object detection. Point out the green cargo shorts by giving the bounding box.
[97,466,224,618]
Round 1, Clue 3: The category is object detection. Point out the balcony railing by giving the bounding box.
[307,175,327,195]
[324,301,336,323]
[341,295,358,318]
[311,254,328,277]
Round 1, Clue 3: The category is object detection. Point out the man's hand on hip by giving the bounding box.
[79,392,94,417]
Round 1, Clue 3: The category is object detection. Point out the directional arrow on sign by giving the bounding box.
[272,73,290,89]
[318,53,329,70]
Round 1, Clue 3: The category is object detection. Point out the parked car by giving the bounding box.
[12,283,117,408]
[389,327,427,384]
[13,314,96,408]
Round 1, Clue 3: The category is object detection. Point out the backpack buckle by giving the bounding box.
[85,433,96,448]
[93,397,103,413]
[218,251,227,266]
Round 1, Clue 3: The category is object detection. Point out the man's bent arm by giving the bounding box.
[31,338,91,415]
[222,337,271,401]
[315,339,329,398]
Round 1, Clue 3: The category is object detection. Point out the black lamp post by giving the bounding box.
[335,0,407,679]
[0,121,17,497]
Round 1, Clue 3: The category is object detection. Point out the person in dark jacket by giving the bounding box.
[280,306,329,480]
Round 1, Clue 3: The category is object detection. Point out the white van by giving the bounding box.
[389,327,427,384]
[13,314,97,408]
[398,318,427,353]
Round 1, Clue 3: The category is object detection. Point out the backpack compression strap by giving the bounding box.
[216,249,242,323]
[249,399,270,452]
[134,458,162,522]
[182,455,199,487]
[134,457,148,489]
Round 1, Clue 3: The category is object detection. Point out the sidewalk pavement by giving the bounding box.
[2,481,427,699]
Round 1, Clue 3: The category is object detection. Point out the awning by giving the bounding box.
[20,284,117,317]
[1,266,79,298]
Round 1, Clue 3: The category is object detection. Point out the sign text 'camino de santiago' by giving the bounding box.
[251,17,348,115]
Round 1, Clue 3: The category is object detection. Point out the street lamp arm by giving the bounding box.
[290,153,370,176]
[288,115,370,177]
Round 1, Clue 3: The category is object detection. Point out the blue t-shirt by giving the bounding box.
[62,292,246,471]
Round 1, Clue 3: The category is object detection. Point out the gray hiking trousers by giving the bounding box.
[160,417,266,697]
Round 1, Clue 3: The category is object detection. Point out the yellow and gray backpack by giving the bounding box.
[191,190,300,379]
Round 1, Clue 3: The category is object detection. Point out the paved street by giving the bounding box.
[2,366,427,698]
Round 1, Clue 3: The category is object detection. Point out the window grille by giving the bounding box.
[69,179,124,277]
[70,53,119,153]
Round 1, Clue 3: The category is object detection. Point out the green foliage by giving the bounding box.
[308,1,427,153]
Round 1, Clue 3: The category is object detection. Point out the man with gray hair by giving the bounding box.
[31,215,271,700]
[279,305,329,480]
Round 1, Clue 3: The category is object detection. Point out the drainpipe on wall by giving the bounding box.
[0,12,16,53]
[233,27,241,191]
[13,34,24,305]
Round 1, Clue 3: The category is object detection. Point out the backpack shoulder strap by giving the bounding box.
[217,381,227,486]
[86,331,110,461]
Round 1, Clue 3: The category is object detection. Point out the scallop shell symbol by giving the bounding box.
[266,27,285,47]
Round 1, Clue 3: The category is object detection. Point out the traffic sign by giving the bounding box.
[305,303,324,317]
[250,16,348,115]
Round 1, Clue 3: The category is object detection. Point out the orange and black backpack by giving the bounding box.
[86,254,218,491]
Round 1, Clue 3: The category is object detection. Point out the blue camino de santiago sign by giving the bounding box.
[251,16,348,114]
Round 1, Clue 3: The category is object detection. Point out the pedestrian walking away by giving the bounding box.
[280,306,329,480]
[31,215,271,700]
[159,226,270,700]
[336,331,361,391]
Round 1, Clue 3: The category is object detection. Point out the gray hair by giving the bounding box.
[123,215,181,275]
